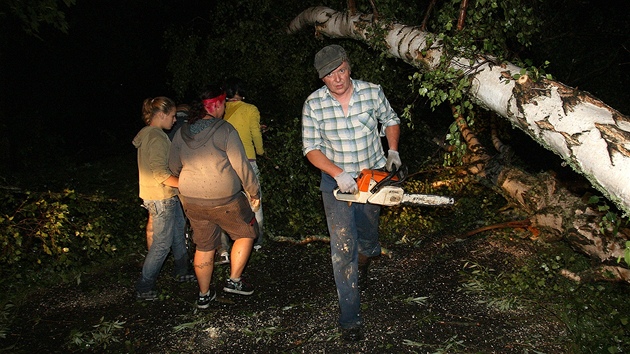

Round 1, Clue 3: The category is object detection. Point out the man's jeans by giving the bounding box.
[321,191,381,329]
[136,196,188,293]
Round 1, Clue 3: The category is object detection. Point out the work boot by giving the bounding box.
[358,254,371,290]
[341,326,364,342]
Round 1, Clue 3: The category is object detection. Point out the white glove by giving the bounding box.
[334,171,358,194]
[386,150,402,171]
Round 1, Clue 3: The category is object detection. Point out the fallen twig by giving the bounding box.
[461,219,531,238]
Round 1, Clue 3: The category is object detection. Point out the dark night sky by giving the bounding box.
[3,0,213,161]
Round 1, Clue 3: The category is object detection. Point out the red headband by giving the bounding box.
[202,93,226,112]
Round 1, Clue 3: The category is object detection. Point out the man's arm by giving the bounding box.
[305,150,343,178]
[385,124,400,151]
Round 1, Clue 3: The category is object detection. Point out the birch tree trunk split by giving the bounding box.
[288,6,630,280]
[287,6,630,217]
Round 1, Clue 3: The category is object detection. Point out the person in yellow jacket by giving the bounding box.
[219,78,265,260]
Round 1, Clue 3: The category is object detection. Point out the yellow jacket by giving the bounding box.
[225,101,264,160]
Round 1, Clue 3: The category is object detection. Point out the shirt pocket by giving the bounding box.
[353,110,377,134]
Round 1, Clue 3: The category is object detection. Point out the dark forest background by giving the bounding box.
[0,0,628,168]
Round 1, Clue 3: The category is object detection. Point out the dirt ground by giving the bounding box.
[1,229,569,353]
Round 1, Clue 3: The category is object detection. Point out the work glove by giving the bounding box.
[385,150,402,171]
[334,171,358,194]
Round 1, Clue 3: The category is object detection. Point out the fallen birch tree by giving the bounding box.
[288,6,630,281]
[287,6,630,216]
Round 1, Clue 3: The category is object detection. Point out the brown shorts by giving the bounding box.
[181,193,258,252]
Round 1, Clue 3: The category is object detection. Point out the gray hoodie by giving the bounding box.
[168,118,259,206]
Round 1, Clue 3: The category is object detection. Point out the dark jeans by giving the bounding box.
[321,191,381,329]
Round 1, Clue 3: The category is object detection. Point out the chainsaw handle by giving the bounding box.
[370,165,407,194]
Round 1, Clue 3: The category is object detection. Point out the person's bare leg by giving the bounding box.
[229,238,253,279]
[194,249,216,294]
[146,213,154,250]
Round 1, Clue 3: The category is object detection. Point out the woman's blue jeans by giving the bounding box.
[321,191,381,329]
[136,196,188,293]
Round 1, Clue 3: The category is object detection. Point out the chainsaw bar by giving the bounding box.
[401,193,454,206]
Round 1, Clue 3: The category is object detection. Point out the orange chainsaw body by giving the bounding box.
[356,169,399,192]
[333,168,455,207]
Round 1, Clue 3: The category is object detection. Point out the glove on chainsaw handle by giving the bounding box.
[370,165,408,194]
[334,171,358,194]
[386,150,402,171]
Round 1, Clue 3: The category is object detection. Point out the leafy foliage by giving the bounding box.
[1,0,76,37]
[401,0,546,166]
[0,189,122,266]
[258,118,327,238]
[163,0,320,121]
[0,155,145,293]
[68,316,126,351]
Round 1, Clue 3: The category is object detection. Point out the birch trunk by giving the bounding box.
[287,6,630,217]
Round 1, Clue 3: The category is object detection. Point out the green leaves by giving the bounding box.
[259,118,327,239]
[3,0,76,37]
[0,189,122,268]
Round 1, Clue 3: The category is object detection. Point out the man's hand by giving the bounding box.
[386,150,402,171]
[334,171,358,194]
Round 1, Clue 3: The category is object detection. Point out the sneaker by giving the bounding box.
[223,278,254,295]
[197,289,216,309]
[217,251,230,265]
[136,290,158,301]
[175,273,197,283]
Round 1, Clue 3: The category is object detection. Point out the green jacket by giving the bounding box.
[132,126,178,200]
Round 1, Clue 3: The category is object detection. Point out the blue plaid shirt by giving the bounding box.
[302,79,400,177]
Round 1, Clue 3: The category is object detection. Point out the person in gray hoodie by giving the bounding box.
[168,84,260,309]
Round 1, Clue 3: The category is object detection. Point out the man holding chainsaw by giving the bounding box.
[301,44,401,342]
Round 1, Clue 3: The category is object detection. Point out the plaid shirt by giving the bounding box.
[302,79,400,177]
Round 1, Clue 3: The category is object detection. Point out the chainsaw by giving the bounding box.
[333,166,454,207]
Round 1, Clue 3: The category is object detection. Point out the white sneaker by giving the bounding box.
[218,251,230,265]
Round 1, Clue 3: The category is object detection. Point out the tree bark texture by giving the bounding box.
[287,7,630,217]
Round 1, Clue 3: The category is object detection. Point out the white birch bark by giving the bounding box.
[288,7,630,216]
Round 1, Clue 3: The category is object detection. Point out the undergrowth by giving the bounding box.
[459,238,630,353]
